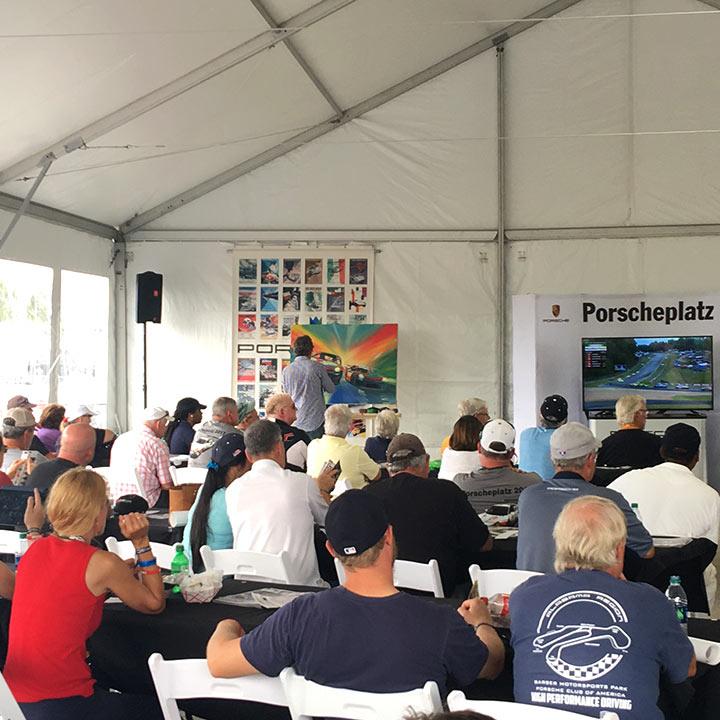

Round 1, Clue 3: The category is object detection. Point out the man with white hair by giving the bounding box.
[363,408,399,464]
[110,407,173,507]
[596,394,662,469]
[517,422,654,573]
[440,397,490,455]
[264,392,310,471]
[453,419,541,513]
[511,496,695,718]
[306,404,380,490]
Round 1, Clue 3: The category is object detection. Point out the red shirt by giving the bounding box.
[4,535,104,702]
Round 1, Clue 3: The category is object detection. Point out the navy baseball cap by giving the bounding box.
[211,433,247,468]
[325,490,388,557]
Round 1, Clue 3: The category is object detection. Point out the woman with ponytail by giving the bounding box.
[165,397,206,455]
[184,433,249,570]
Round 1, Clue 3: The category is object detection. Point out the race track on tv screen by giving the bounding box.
[583,337,713,410]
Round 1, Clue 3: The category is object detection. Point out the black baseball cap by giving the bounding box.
[541,395,568,424]
[325,490,388,557]
[661,423,700,458]
[211,433,247,468]
[174,397,206,419]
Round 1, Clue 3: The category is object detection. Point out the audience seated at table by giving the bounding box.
[164,396,206,455]
[225,420,336,587]
[364,408,400,464]
[440,397,490,455]
[438,415,483,481]
[511,495,696,719]
[518,394,568,480]
[453,418,540,513]
[517,422,655,573]
[3,468,165,720]
[207,489,504,696]
[183,433,250,571]
[110,406,173,508]
[34,403,64,453]
[596,394,662,469]
[27,422,96,491]
[306,404,381,491]
[63,404,116,467]
[264,392,310,471]
[365,433,492,596]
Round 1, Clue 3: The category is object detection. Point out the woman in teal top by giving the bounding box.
[183,432,250,571]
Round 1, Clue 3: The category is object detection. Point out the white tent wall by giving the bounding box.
[0,209,118,425]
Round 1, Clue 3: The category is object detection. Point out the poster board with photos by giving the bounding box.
[290,323,398,405]
[234,250,374,411]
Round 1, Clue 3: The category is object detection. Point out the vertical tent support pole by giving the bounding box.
[495,40,507,417]
[142,321,148,410]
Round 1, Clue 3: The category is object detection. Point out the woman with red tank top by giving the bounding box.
[4,467,166,720]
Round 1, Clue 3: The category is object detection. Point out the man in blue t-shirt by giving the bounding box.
[518,394,568,480]
[206,490,505,695]
[511,495,695,720]
[517,422,655,573]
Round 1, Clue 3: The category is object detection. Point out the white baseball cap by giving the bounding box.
[65,404,97,422]
[480,419,515,454]
[550,422,601,461]
[144,406,169,422]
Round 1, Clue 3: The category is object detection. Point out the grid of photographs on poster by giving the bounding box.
[235,253,373,410]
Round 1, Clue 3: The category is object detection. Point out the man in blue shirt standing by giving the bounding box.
[512,495,695,719]
[282,335,336,439]
[517,422,655,573]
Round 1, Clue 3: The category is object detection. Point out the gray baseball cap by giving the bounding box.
[550,422,600,461]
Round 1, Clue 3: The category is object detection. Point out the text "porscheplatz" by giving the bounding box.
[583,300,715,325]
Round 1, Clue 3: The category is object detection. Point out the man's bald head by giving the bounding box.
[59,423,96,465]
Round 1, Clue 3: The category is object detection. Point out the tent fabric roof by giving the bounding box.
[2,0,720,234]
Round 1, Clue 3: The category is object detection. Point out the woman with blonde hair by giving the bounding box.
[4,468,164,719]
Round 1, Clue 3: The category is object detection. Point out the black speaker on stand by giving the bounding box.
[136,272,163,409]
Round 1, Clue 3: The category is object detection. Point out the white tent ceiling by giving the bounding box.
[2,0,720,236]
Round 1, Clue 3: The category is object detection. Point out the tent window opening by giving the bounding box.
[0,259,53,409]
[59,270,109,428]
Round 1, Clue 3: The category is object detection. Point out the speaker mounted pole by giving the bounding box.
[136,272,163,411]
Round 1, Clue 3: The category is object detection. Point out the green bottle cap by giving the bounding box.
[670,575,681,584]
[175,544,184,553]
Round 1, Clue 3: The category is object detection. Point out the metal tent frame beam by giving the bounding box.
[0,191,120,242]
[0,0,356,187]
[121,0,585,233]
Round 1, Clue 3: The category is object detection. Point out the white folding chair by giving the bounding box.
[280,666,441,720]
[0,670,27,720]
[105,537,177,570]
[148,653,285,720]
[690,636,720,665]
[468,564,541,597]
[200,546,292,583]
[447,692,619,719]
[173,466,208,485]
[334,557,444,597]
[0,530,23,555]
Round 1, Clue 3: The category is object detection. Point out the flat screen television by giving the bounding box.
[582,335,713,412]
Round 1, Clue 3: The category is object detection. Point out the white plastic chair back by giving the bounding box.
[105,537,177,570]
[447,692,619,719]
[334,557,444,597]
[280,667,441,720]
[200,546,292,583]
[173,466,208,485]
[690,636,720,665]
[0,670,27,720]
[148,653,285,720]
[0,530,22,555]
[468,564,541,597]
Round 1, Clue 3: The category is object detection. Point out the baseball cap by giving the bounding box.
[661,423,700,458]
[211,433,247,468]
[3,407,36,430]
[236,394,255,422]
[7,395,35,410]
[174,397,206,419]
[541,394,568,424]
[480,419,515,454]
[325,490,389,557]
[65,404,97,422]
[386,433,426,464]
[550,422,601,461]
[143,406,169,422]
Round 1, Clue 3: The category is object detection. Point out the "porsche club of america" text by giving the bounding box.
[583,300,714,325]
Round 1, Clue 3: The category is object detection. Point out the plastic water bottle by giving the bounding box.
[665,575,688,633]
[170,544,190,594]
[14,532,28,567]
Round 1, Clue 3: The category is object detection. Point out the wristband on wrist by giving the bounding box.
[136,558,157,568]
[134,545,152,555]
[141,567,161,576]
[26,527,43,535]
[473,622,494,631]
